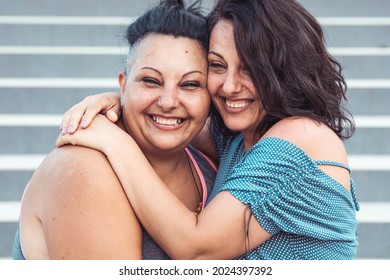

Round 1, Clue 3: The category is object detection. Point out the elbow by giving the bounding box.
[170,252,208,260]
[168,242,211,260]
[163,217,214,260]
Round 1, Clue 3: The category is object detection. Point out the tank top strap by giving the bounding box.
[314,160,351,173]
[185,145,217,207]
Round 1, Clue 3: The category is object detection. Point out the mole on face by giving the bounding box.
[185,50,188,54]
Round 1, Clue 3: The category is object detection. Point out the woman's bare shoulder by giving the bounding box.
[26,145,123,211]
[23,146,141,259]
[262,117,348,163]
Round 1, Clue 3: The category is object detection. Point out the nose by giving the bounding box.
[223,70,243,94]
[157,87,179,111]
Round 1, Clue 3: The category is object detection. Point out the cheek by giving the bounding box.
[242,76,257,97]
[207,73,222,97]
[122,96,138,113]
[188,94,211,121]
[124,87,155,109]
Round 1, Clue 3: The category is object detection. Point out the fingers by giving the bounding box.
[56,132,72,147]
[76,96,106,129]
[60,96,100,134]
[106,104,121,123]
[80,93,121,126]
[60,104,81,135]
[60,92,121,134]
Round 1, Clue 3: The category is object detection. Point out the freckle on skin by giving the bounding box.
[185,50,188,54]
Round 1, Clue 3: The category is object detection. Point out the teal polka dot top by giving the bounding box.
[207,128,360,260]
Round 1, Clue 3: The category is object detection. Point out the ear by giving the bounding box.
[118,71,127,108]
[118,71,126,92]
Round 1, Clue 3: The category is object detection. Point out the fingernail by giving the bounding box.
[67,125,74,133]
[80,120,87,128]
[61,127,67,134]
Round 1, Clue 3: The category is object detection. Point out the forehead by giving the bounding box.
[130,34,207,68]
[209,20,242,66]
[209,20,235,50]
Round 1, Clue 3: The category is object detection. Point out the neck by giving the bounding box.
[144,150,188,188]
[242,131,257,152]
[145,148,203,213]
[241,112,265,152]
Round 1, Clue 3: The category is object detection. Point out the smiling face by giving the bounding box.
[207,20,264,145]
[119,34,210,155]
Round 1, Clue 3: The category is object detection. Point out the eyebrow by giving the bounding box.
[183,70,205,78]
[141,67,205,78]
[140,67,162,75]
[208,51,224,60]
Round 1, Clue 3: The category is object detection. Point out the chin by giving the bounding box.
[151,141,187,152]
[223,120,246,132]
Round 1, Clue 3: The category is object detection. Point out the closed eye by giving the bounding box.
[180,81,201,90]
[208,62,226,73]
[142,77,161,86]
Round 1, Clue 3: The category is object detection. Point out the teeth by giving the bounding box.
[225,99,251,108]
[152,116,183,125]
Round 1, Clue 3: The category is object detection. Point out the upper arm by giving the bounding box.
[36,146,142,259]
[263,117,351,190]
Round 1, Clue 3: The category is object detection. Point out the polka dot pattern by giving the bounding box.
[207,129,360,260]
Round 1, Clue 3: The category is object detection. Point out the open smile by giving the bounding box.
[225,99,252,108]
[150,115,184,126]
[223,98,254,112]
